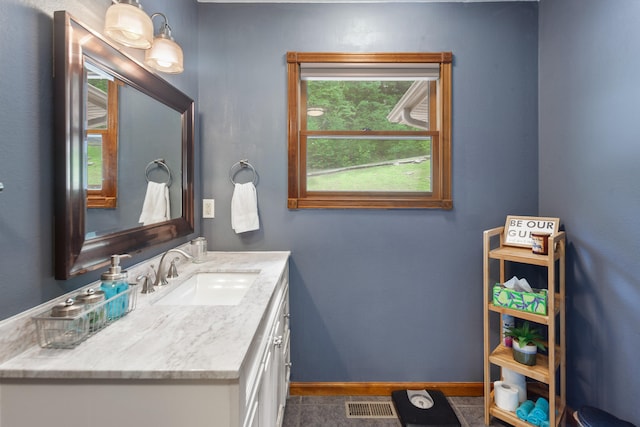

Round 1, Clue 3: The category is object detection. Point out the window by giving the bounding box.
[287,52,452,209]
[86,62,120,208]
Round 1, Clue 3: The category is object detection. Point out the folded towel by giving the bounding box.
[516,400,535,421]
[139,181,170,226]
[231,182,259,234]
[541,421,549,427]
[527,414,542,426]
[527,398,550,426]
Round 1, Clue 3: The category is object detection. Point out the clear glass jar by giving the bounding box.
[76,288,107,332]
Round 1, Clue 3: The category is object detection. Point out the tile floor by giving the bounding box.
[282,395,511,427]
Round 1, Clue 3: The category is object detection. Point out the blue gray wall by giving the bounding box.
[539,0,639,422]
[198,2,538,383]
[0,0,200,318]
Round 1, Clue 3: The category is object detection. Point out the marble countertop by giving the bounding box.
[0,251,290,381]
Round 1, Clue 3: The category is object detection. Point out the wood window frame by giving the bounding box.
[287,52,452,210]
[87,79,120,208]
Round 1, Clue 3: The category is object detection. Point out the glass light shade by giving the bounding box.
[104,2,153,49]
[145,38,184,74]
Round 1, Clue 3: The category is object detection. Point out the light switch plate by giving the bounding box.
[203,199,215,218]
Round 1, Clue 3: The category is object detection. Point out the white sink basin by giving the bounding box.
[155,271,259,306]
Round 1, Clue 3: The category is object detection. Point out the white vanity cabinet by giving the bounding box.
[0,252,291,427]
[242,267,290,427]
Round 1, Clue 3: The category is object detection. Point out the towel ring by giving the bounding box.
[229,160,258,186]
[145,159,172,187]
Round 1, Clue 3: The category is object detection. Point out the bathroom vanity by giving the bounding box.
[0,251,290,427]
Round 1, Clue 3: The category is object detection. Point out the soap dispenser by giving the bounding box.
[100,254,131,319]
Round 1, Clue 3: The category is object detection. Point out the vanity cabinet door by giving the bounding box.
[242,266,290,427]
[276,284,290,426]
[260,279,288,426]
[258,345,276,426]
[276,328,291,425]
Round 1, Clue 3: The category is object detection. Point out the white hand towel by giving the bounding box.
[139,181,170,226]
[231,182,260,234]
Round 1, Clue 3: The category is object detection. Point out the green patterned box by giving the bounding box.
[492,284,547,315]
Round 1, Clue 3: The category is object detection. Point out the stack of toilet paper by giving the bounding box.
[494,368,527,412]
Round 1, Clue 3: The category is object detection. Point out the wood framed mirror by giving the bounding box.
[53,11,194,279]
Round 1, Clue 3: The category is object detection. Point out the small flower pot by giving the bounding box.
[512,340,537,366]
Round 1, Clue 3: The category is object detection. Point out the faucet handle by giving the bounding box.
[137,274,155,294]
[167,258,180,279]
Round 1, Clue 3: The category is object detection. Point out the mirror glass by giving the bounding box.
[53,11,194,279]
[84,60,183,235]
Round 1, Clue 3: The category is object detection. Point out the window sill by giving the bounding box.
[288,197,452,210]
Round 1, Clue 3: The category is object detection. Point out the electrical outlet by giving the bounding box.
[203,199,215,218]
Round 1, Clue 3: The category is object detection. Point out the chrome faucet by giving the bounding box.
[152,249,194,287]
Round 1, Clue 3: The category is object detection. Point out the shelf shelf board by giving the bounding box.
[489,245,560,266]
[489,400,566,427]
[488,345,560,384]
[489,402,535,427]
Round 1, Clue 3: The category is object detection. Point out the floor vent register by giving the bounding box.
[345,401,398,419]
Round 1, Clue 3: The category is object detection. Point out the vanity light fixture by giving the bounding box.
[104,0,153,49]
[144,13,184,74]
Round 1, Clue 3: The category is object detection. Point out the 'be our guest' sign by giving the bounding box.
[503,216,560,247]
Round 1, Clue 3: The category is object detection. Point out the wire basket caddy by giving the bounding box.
[33,286,137,349]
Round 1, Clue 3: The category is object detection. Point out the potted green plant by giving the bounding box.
[503,321,546,366]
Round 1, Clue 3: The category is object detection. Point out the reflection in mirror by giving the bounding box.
[86,61,119,209]
[84,60,183,237]
[53,11,194,279]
